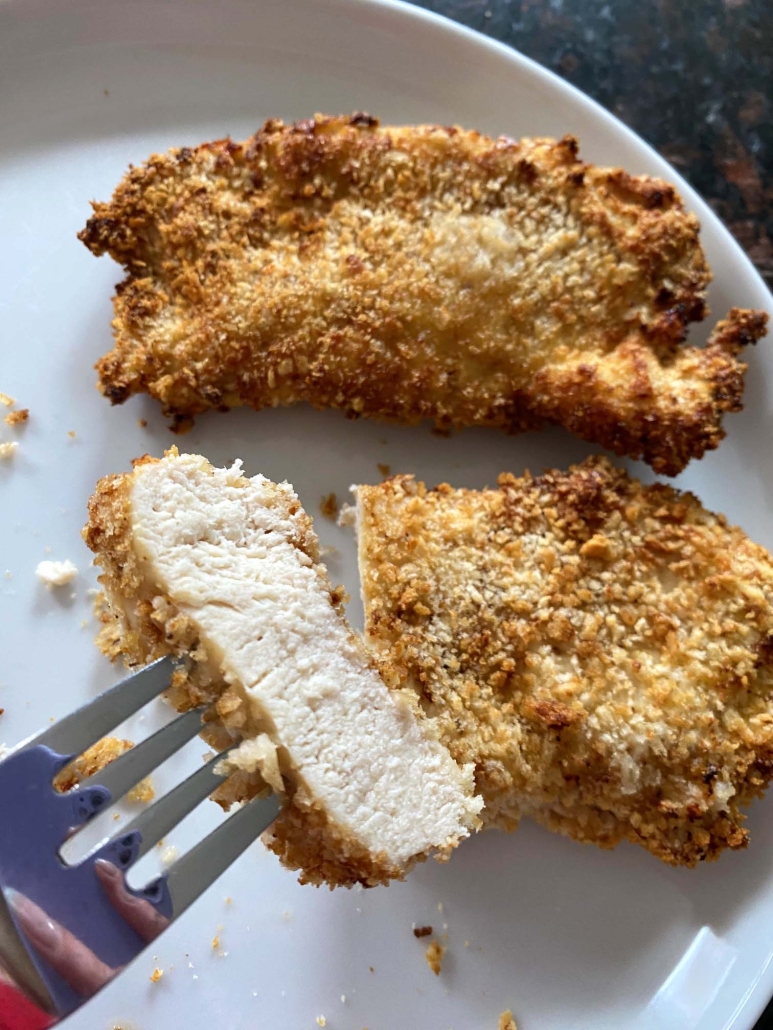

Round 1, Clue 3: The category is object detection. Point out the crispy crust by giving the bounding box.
[79,114,767,476]
[82,453,416,887]
[356,457,773,866]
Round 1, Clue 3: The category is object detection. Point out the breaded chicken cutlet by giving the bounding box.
[354,457,773,866]
[79,114,767,476]
[83,450,481,888]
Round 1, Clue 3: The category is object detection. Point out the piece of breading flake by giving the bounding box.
[79,114,767,475]
[354,455,773,867]
[425,939,445,976]
[5,409,29,426]
[0,442,18,460]
[36,559,78,588]
[498,1011,517,1030]
[319,492,338,520]
[0,392,15,407]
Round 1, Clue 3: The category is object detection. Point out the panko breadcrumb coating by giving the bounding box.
[79,114,767,476]
[355,457,773,866]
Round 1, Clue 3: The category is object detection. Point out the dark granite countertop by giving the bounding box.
[409,1,773,1026]
[412,0,773,290]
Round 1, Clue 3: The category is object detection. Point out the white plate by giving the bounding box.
[1,1,772,1028]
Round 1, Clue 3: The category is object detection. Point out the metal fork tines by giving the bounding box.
[0,656,279,1021]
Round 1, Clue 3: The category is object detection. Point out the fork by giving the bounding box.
[0,656,279,1022]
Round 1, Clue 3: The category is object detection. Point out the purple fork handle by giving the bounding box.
[0,745,171,1018]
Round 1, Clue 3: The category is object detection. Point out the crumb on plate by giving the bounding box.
[149,968,163,983]
[320,492,338,520]
[0,393,14,407]
[212,935,220,950]
[0,442,18,460]
[36,559,78,588]
[316,1018,327,1027]
[5,409,28,426]
[413,925,433,938]
[160,845,178,866]
[67,430,76,439]
[128,776,155,802]
[498,1010,517,1030]
[425,939,445,976]
[377,463,391,478]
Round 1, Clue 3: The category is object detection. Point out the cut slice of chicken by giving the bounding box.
[83,450,481,887]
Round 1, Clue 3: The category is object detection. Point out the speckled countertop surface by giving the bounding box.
[410,0,773,1025]
[411,0,773,290]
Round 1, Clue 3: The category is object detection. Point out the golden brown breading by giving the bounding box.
[79,114,767,476]
[355,457,773,866]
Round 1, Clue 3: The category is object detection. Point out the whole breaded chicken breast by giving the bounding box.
[79,114,766,476]
[354,457,773,866]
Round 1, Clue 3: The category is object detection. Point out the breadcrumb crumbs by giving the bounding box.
[0,393,14,407]
[320,492,338,520]
[498,1010,517,1030]
[127,776,155,802]
[67,430,76,439]
[316,1018,327,1027]
[377,463,391,478]
[160,845,179,866]
[4,409,28,426]
[149,968,163,983]
[138,419,148,427]
[0,442,18,460]
[36,559,78,588]
[425,939,445,976]
[212,935,220,950]
[413,925,433,938]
